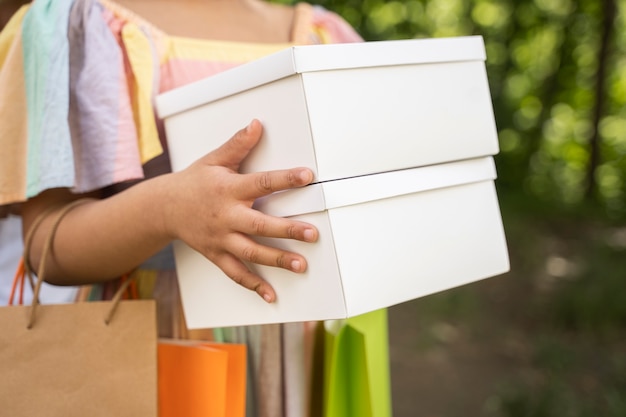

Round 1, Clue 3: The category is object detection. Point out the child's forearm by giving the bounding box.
[20,121,319,303]
[20,175,175,286]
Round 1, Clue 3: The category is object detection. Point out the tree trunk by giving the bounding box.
[585,0,616,201]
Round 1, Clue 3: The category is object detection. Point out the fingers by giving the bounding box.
[203,119,316,198]
[204,119,263,170]
[215,237,309,303]
[220,232,309,273]
[217,254,277,303]
[213,234,307,303]
[205,205,317,304]
[237,238,308,274]
[237,211,318,243]
[189,119,320,303]
[238,168,314,199]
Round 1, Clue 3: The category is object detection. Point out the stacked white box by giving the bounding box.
[156,36,510,329]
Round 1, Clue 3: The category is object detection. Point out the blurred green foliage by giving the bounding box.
[273,0,626,219]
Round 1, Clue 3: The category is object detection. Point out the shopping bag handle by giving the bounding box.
[21,199,134,328]
[8,202,66,306]
[8,257,25,306]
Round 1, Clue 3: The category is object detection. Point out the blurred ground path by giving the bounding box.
[388,274,524,417]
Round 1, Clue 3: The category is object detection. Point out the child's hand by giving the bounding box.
[164,119,319,303]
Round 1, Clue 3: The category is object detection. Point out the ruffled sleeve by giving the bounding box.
[68,0,144,193]
[21,0,76,199]
[0,5,29,206]
[0,0,162,207]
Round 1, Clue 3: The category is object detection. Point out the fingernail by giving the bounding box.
[299,169,312,183]
[304,228,315,242]
[263,293,273,303]
[291,259,302,272]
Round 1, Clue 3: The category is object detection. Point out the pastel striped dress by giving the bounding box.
[0,0,361,206]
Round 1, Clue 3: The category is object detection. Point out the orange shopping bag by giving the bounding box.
[158,339,247,417]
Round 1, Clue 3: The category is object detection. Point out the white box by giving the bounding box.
[156,36,510,329]
[157,36,499,182]
[170,158,509,328]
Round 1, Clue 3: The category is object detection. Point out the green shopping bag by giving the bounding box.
[323,308,392,417]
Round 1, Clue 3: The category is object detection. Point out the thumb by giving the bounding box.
[203,119,263,171]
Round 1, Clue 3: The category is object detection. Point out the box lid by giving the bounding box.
[253,157,498,217]
[156,36,487,119]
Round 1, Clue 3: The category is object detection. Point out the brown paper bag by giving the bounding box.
[0,201,158,416]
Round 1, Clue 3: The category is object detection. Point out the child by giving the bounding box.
[1,0,360,312]
[0,1,389,415]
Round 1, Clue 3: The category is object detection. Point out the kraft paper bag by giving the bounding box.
[158,339,247,417]
[0,294,158,416]
[323,308,392,417]
[0,200,158,416]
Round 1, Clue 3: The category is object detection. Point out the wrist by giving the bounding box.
[142,172,181,243]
